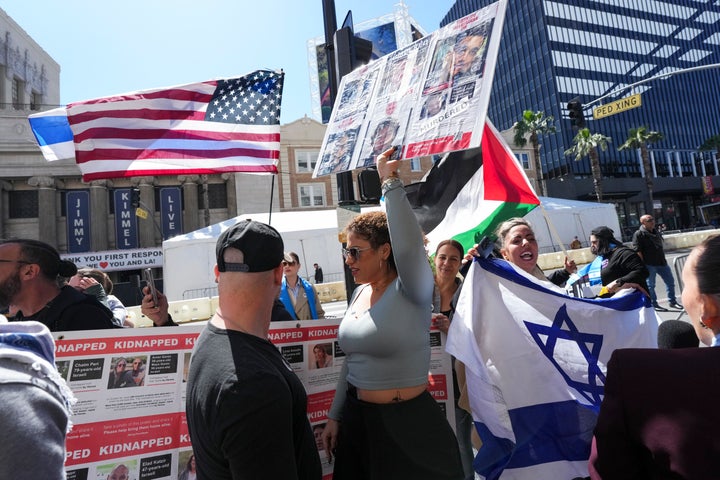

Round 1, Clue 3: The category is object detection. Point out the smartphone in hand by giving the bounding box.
[390,145,403,160]
[142,268,158,307]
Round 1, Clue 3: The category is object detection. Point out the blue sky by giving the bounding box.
[2,1,454,123]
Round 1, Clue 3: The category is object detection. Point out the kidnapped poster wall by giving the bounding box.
[57,320,453,480]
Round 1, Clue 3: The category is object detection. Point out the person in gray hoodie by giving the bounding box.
[0,318,75,479]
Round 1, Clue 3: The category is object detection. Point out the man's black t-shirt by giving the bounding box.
[186,322,321,480]
[632,227,667,266]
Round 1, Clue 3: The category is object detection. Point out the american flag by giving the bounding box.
[31,70,284,181]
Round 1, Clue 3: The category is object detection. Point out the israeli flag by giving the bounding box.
[568,255,603,287]
[28,107,75,161]
[447,257,659,479]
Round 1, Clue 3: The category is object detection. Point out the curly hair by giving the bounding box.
[344,211,396,271]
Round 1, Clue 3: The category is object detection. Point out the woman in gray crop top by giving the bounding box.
[321,147,463,480]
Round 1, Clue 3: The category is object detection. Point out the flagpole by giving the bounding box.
[539,201,569,255]
[268,174,275,225]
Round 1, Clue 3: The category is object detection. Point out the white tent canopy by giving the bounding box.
[526,197,621,253]
[162,197,619,301]
[163,209,345,301]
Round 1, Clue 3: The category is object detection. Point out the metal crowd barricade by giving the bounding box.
[673,254,689,321]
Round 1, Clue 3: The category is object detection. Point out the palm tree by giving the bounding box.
[699,134,720,162]
[513,110,556,196]
[564,128,612,202]
[618,126,664,213]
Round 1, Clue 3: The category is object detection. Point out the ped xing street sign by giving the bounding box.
[593,93,642,119]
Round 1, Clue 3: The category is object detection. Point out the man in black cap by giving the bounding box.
[186,220,321,479]
[589,226,649,298]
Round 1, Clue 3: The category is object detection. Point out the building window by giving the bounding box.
[516,152,530,170]
[30,92,41,111]
[11,78,22,110]
[410,157,422,171]
[298,184,326,207]
[295,150,320,173]
[197,183,228,209]
[9,190,39,218]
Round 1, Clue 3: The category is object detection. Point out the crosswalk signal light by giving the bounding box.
[567,98,586,129]
[334,26,373,79]
[130,188,141,208]
[358,168,382,204]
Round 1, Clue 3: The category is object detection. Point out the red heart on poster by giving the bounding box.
[99,262,109,269]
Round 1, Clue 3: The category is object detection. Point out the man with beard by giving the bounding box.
[0,239,114,331]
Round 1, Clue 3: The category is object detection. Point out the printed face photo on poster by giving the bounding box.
[309,343,333,369]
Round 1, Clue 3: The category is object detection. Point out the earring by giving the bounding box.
[702,316,720,329]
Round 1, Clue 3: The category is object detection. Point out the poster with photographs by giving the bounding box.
[354,35,433,170]
[56,321,453,480]
[313,0,507,177]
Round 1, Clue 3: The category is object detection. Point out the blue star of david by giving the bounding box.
[524,304,605,408]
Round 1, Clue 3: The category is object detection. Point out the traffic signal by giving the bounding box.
[334,26,373,79]
[567,98,586,129]
[358,168,381,204]
[130,188,141,208]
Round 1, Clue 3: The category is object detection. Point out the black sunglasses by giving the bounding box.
[342,246,373,260]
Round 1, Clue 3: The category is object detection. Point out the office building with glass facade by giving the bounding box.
[442,0,720,234]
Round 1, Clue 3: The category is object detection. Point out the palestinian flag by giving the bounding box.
[406,120,540,254]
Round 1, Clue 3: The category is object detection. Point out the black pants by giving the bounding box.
[332,388,464,480]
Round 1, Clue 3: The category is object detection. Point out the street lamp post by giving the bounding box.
[322,0,359,303]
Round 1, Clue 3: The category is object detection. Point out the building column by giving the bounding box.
[178,175,200,233]
[28,176,58,246]
[89,180,111,251]
[0,180,10,239]
[222,173,238,218]
[199,175,211,227]
[132,177,156,247]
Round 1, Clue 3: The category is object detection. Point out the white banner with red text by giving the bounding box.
[55,319,453,480]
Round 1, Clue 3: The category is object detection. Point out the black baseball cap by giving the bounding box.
[590,226,620,244]
[215,220,284,272]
